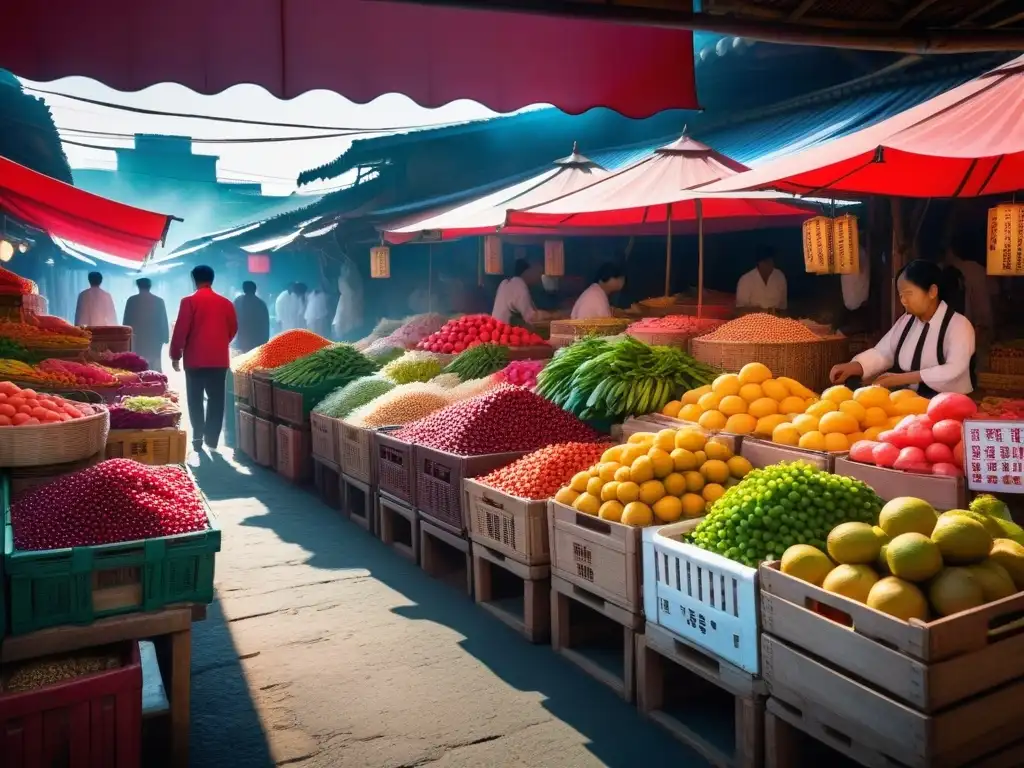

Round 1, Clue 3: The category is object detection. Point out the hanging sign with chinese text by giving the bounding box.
[962,419,1024,493]
[370,246,391,278]
[986,203,1024,276]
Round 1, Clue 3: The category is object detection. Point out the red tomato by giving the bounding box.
[20,388,36,398]
[0,404,15,418]
[480,332,491,342]
[17,405,33,415]
[0,381,19,395]
[23,417,40,425]
[43,411,63,422]
[453,343,465,353]
[442,343,454,353]
[0,415,11,426]
[11,412,30,426]
[30,407,49,420]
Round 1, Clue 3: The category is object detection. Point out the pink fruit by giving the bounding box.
[932,462,962,477]
[878,429,909,448]
[849,440,879,464]
[932,419,963,446]
[925,443,955,465]
[902,423,935,450]
[927,392,977,423]
[953,441,964,467]
[872,442,900,468]
[894,446,931,473]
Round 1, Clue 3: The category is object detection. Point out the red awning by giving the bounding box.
[3,0,697,118]
[0,155,174,262]
[504,136,815,232]
[701,56,1024,198]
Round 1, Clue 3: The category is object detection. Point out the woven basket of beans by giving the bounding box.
[0,409,110,467]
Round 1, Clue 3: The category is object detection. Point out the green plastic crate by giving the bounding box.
[3,470,220,636]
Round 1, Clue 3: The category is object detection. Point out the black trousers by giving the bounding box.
[185,367,227,449]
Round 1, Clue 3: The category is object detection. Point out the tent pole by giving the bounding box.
[697,199,704,319]
[428,244,434,314]
[665,203,673,297]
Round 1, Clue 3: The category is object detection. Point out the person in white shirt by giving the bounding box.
[492,259,548,326]
[830,260,976,396]
[274,283,307,332]
[736,248,787,312]
[74,271,117,327]
[304,286,331,337]
[571,263,626,319]
[942,234,994,332]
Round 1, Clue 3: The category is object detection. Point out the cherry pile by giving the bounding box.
[395,384,600,456]
[12,460,209,551]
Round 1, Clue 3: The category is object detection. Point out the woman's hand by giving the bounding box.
[829,362,862,384]
[873,371,921,389]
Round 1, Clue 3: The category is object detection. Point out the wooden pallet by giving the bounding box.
[550,574,642,701]
[378,494,419,563]
[419,516,473,597]
[342,473,376,535]
[636,622,766,768]
[313,456,342,510]
[473,544,550,643]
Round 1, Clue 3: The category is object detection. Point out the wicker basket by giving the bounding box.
[548,318,631,339]
[988,348,1024,376]
[638,298,734,319]
[977,371,1024,395]
[691,335,851,392]
[0,409,110,467]
[87,325,133,354]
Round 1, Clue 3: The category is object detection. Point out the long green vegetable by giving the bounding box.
[272,344,378,388]
[313,375,395,418]
[443,343,509,381]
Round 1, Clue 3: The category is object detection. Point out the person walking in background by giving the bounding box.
[304,284,331,337]
[170,265,238,453]
[275,283,307,332]
[122,278,169,372]
[333,258,362,341]
[233,281,270,353]
[74,271,117,327]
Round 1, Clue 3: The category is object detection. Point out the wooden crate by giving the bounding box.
[105,429,187,466]
[313,456,342,510]
[310,412,341,466]
[637,622,766,768]
[740,438,832,471]
[465,479,548,566]
[419,515,473,597]
[233,370,251,403]
[375,430,416,506]
[253,416,276,467]
[550,574,643,701]
[342,473,376,534]
[473,543,550,643]
[251,372,274,418]
[339,421,374,484]
[833,455,965,509]
[238,409,256,460]
[548,500,642,615]
[378,494,419,563]
[275,423,312,483]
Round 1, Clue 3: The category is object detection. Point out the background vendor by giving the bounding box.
[571,263,626,319]
[829,259,975,396]
[492,258,551,326]
[736,247,787,312]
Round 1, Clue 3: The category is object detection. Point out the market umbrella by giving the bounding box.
[503,135,817,313]
[381,144,609,243]
[698,55,1024,198]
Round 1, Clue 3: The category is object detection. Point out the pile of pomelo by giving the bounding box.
[781,495,1024,622]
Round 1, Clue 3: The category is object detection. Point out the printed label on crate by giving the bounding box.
[963,419,1024,493]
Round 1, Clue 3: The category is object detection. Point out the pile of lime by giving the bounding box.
[689,461,883,568]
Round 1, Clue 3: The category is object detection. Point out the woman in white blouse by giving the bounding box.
[829,260,976,396]
[570,263,626,319]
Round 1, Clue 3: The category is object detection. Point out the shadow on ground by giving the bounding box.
[193,449,713,768]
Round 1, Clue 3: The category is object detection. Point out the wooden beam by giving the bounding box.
[993,9,1024,28]
[958,0,1011,27]
[373,0,1024,52]
[898,0,941,26]
[788,0,818,22]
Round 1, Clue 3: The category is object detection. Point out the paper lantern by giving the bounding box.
[987,203,1024,276]
[802,217,832,274]
[802,214,859,274]
[544,239,565,277]
[483,236,503,275]
[247,254,270,274]
[370,246,391,278]
[830,214,859,275]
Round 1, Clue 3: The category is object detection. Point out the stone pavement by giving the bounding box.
[186,450,715,767]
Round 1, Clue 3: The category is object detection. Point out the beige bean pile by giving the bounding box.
[697,313,820,343]
[4,652,121,693]
[345,382,452,428]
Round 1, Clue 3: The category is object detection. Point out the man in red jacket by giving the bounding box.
[170,265,238,452]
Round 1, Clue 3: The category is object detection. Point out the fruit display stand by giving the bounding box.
[312,454,343,511]
[0,409,109,468]
[275,422,312,484]
[250,371,274,419]
[272,381,336,428]
[86,325,132,355]
[339,421,375,484]
[252,415,276,468]
[105,428,188,466]
[375,428,417,507]
[310,412,342,467]
[740,438,834,473]
[548,318,631,348]
[379,492,419,562]
[472,538,551,643]
[232,370,251,406]
[759,562,1024,767]
[419,515,474,596]
[690,336,850,393]
[833,455,965,509]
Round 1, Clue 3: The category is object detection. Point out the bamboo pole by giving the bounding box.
[697,198,704,319]
[665,203,673,297]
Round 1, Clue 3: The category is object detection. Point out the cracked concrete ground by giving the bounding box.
[185,449,716,768]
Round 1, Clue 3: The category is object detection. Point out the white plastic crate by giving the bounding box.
[641,519,760,675]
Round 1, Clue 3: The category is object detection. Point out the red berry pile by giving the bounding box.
[477,442,612,499]
[417,314,546,354]
[395,384,600,455]
[12,460,209,551]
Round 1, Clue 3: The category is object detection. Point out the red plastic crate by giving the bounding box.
[0,641,142,768]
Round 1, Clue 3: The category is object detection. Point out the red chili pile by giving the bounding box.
[12,460,209,550]
[395,384,600,455]
[417,314,546,353]
[477,442,612,499]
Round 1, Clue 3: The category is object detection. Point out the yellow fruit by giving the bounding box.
[886,533,944,582]
[781,545,835,586]
[648,448,674,479]
[847,431,865,445]
[755,414,790,437]
[779,376,814,399]
[838,400,867,424]
[628,431,656,445]
[822,564,879,603]
[824,433,850,452]
[702,483,725,504]
[929,568,985,617]
[600,446,623,464]
[863,407,889,428]
[887,415,904,428]
[805,396,820,409]
[663,472,687,496]
[931,515,993,565]
[726,455,753,478]
[879,497,938,537]
[719,395,748,417]
[773,424,800,446]
[554,487,579,506]
[598,463,622,483]
[670,448,697,472]
[600,481,620,503]
[638,480,666,506]
[863,426,884,441]
[748,397,780,419]
[598,500,625,522]
[692,451,707,466]
[704,440,733,461]
[662,400,683,418]
[806,400,839,418]
[619,444,647,466]
[621,501,654,527]
[586,476,605,497]
[701,459,730,484]
[798,431,826,451]
[616,481,641,504]
[698,410,727,431]
[738,362,772,385]
[681,493,707,518]
[675,429,706,452]
[630,455,655,484]
[822,385,854,404]
[867,578,929,622]
[573,493,601,515]
[682,384,712,405]
[894,397,929,416]
[683,471,705,493]
[827,522,883,565]
[890,389,917,403]
[679,404,705,423]
[724,413,757,435]
[854,386,891,409]
[654,429,677,452]
[791,414,819,435]
[989,539,1024,589]
[941,509,1004,539]
[738,383,764,403]
[653,495,684,523]
[712,373,741,396]
[698,392,722,411]
[761,379,789,402]
[779,396,806,415]
[570,472,591,493]
[967,561,1016,602]
[614,465,632,482]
